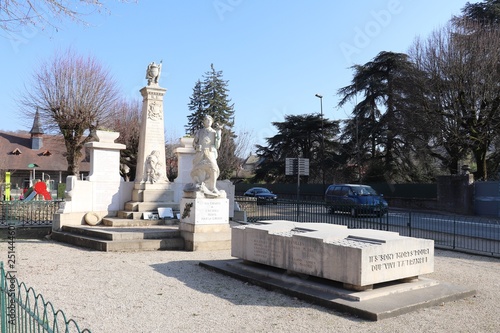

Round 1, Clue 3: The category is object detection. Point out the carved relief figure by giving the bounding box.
[145,61,162,86]
[190,115,222,196]
[147,100,162,120]
[144,150,165,183]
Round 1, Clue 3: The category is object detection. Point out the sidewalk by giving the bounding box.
[5,239,500,333]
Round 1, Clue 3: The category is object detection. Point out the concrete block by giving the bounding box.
[231,220,434,289]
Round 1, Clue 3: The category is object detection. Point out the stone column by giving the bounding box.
[135,85,169,185]
[130,83,175,213]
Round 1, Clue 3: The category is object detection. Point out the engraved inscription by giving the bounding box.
[292,239,316,271]
[195,200,226,223]
[253,238,268,261]
[369,248,431,272]
[252,237,285,261]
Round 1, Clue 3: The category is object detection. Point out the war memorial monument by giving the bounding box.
[50,61,474,320]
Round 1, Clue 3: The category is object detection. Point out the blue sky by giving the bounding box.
[0,0,466,153]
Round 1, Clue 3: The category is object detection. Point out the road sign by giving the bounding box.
[285,158,309,176]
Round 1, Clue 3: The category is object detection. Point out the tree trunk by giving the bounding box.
[62,130,85,176]
[473,147,488,180]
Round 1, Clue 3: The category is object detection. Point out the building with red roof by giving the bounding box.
[0,110,90,198]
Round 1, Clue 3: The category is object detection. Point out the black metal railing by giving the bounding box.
[0,200,63,227]
[235,196,500,257]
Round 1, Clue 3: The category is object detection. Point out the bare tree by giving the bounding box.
[19,48,119,175]
[234,128,255,159]
[409,20,500,179]
[110,99,141,181]
[0,0,134,35]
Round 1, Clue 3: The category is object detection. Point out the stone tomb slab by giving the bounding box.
[231,220,434,289]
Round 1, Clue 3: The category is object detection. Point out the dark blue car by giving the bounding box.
[244,187,278,205]
[325,184,388,217]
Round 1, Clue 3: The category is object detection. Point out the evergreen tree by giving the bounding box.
[185,64,235,135]
[185,64,238,179]
[185,80,205,135]
[254,114,340,184]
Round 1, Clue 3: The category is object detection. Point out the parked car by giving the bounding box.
[325,184,388,217]
[243,187,278,205]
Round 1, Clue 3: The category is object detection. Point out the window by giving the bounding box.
[11,148,22,155]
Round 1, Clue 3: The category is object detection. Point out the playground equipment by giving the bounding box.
[2,172,11,201]
[23,181,52,201]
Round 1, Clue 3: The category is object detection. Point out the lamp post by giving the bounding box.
[315,94,325,188]
[28,163,39,187]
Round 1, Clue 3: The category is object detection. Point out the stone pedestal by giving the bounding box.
[53,130,133,230]
[86,130,125,182]
[232,220,434,290]
[132,182,175,212]
[179,194,231,251]
[173,137,195,204]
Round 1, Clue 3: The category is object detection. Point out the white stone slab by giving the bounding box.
[158,207,174,218]
[231,220,434,288]
[92,182,122,212]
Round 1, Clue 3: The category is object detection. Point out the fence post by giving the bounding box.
[408,211,412,237]
[385,209,389,231]
[453,215,457,250]
[0,262,6,333]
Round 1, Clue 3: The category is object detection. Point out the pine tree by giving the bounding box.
[185,64,238,179]
[202,64,235,128]
[185,80,205,136]
[186,64,235,134]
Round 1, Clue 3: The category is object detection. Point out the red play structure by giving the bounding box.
[24,181,52,201]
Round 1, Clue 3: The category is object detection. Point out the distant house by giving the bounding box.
[0,110,90,197]
[235,155,264,179]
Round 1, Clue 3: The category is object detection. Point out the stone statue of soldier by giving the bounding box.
[189,115,223,197]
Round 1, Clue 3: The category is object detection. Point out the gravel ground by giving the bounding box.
[3,239,500,333]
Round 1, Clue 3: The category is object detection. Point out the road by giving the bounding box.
[239,200,500,256]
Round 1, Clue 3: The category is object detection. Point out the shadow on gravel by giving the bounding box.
[150,260,364,322]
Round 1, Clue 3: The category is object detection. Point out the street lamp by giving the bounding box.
[315,94,325,189]
[28,163,39,187]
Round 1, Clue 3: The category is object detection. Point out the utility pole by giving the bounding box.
[315,94,325,189]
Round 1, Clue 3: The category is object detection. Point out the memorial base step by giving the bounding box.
[52,224,184,252]
[201,259,476,321]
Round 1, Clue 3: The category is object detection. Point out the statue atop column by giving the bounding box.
[135,60,169,185]
[145,61,162,86]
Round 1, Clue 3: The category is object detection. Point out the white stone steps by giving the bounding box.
[52,224,184,252]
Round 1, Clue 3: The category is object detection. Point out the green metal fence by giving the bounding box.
[0,262,91,333]
[0,201,63,227]
[235,196,500,257]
